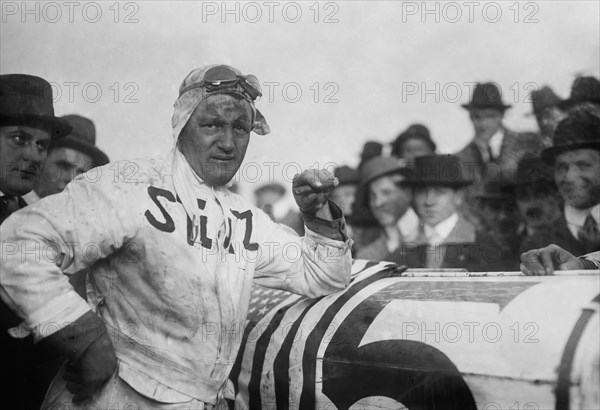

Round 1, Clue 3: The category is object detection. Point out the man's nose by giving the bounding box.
[218,127,235,152]
[372,195,385,209]
[562,165,579,183]
[424,190,436,205]
[22,144,45,164]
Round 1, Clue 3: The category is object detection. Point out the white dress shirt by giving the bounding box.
[423,212,459,245]
[397,207,420,242]
[488,128,505,160]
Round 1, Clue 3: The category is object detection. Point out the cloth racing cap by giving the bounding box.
[171,64,270,140]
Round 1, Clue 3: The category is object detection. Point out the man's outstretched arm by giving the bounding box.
[520,244,600,275]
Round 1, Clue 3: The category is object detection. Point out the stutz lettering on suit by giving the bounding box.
[144,185,257,252]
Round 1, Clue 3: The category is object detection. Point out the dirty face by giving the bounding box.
[178,94,252,186]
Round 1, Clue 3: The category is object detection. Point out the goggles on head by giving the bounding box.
[179,65,262,101]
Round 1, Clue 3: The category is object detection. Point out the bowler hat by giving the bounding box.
[359,156,410,187]
[51,115,109,167]
[0,74,71,139]
[334,165,359,186]
[391,123,437,157]
[462,82,511,111]
[472,179,516,200]
[559,76,600,110]
[404,154,472,187]
[541,106,600,164]
[530,86,563,115]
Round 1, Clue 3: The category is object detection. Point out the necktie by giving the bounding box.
[487,144,495,162]
[578,214,600,253]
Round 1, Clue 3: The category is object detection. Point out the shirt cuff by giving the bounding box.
[300,200,348,241]
[580,257,600,270]
[25,290,91,342]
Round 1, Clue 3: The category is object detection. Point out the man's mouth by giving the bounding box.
[19,169,37,179]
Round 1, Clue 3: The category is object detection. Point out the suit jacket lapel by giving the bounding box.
[444,216,476,244]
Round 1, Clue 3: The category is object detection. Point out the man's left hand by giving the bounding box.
[293,169,338,217]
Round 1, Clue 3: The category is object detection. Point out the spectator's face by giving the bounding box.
[179,94,252,186]
[368,175,411,227]
[517,196,562,235]
[536,106,566,138]
[401,138,434,162]
[554,149,600,209]
[480,198,519,236]
[330,184,357,216]
[469,108,504,140]
[413,186,461,226]
[0,125,50,195]
[35,147,93,198]
[255,190,283,210]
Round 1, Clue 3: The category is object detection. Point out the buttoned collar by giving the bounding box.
[423,212,459,244]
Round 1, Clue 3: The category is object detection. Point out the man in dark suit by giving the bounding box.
[0,74,71,409]
[521,106,600,256]
[456,82,545,184]
[529,86,567,148]
[455,82,545,228]
[387,155,502,271]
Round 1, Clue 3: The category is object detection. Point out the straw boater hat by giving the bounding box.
[0,74,71,139]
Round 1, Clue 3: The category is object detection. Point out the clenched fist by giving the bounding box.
[292,169,338,216]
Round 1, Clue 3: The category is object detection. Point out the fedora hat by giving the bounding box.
[559,76,600,110]
[0,74,71,139]
[404,154,472,187]
[359,156,410,187]
[334,165,359,186]
[462,82,511,111]
[541,106,600,164]
[51,115,109,167]
[530,86,563,115]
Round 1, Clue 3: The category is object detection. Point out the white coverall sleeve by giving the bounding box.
[0,169,137,341]
[252,201,353,298]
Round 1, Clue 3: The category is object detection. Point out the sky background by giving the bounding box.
[2,0,599,200]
